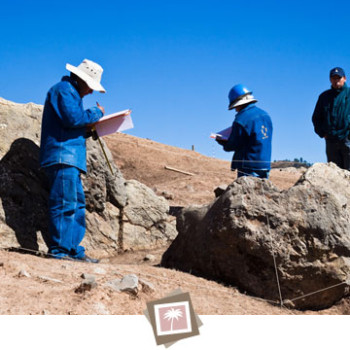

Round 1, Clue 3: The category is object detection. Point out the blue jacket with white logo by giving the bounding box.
[40,76,103,172]
[223,103,273,170]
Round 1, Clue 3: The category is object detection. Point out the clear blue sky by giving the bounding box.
[1,0,350,164]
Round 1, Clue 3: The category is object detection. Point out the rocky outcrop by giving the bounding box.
[0,97,43,158]
[0,97,176,257]
[161,163,350,309]
[83,140,177,255]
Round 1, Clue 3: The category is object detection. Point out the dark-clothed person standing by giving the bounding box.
[216,84,273,179]
[40,59,105,263]
[312,67,350,170]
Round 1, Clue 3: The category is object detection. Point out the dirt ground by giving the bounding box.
[1,132,349,315]
[105,133,301,207]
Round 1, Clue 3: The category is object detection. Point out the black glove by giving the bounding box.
[86,128,98,140]
[215,138,227,146]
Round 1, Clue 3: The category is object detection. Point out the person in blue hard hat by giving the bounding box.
[40,59,105,263]
[215,84,273,179]
[312,67,350,170]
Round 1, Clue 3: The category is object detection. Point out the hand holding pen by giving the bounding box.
[96,101,105,115]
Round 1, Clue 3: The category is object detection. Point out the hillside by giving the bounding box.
[1,128,349,315]
[104,133,303,207]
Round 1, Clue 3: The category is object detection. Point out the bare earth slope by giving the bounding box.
[1,132,349,315]
[104,133,299,206]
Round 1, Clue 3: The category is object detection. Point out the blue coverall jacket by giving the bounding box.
[223,103,273,171]
[40,76,103,172]
[39,76,103,259]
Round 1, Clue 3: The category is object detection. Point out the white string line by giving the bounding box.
[106,138,308,180]
[267,215,284,307]
[112,265,297,315]
[154,172,303,190]
[1,246,86,266]
[289,282,348,303]
[111,265,283,307]
[2,244,346,312]
[241,172,284,307]
[0,246,280,306]
[106,137,314,166]
[264,182,284,307]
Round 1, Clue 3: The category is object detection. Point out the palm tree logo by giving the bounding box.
[163,307,183,331]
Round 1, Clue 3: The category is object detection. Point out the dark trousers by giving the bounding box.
[326,139,350,170]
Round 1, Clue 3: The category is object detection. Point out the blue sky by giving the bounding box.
[1,0,350,164]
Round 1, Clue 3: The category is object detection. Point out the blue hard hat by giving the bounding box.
[228,84,256,110]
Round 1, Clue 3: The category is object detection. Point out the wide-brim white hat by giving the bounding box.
[66,59,106,93]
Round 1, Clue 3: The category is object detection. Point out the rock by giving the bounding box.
[161,163,350,310]
[94,267,106,275]
[144,254,156,262]
[169,206,184,217]
[0,98,42,159]
[161,191,174,200]
[18,269,31,278]
[185,185,195,192]
[94,302,110,315]
[0,97,177,256]
[123,180,168,228]
[139,278,155,294]
[121,180,177,250]
[75,274,97,293]
[81,273,96,283]
[85,139,127,211]
[75,278,97,293]
[0,137,50,251]
[106,274,139,295]
[214,184,228,198]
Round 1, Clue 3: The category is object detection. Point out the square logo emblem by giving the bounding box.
[144,289,202,347]
[154,301,192,336]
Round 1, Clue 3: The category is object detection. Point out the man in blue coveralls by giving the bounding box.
[40,59,105,263]
[216,84,273,179]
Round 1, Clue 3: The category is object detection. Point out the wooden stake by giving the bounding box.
[164,165,194,176]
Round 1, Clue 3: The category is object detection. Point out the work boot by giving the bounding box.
[78,255,100,264]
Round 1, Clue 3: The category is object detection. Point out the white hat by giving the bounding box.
[66,59,106,93]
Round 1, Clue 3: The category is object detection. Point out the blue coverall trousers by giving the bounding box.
[237,168,270,179]
[45,164,86,259]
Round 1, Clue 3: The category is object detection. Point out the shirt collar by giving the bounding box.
[61,75,79,92]
[236,102,256,114]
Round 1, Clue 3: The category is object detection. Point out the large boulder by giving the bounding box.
[83,140,177,255]
[0,97,42,158]
[0,97,176,257]
[161,163,350,309]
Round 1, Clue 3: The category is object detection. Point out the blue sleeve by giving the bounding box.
[223,122,245,152]
[54,88,103,128]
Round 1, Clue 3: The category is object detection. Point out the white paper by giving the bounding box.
[97,109,131,123]
[94,109,133,137]
[210,126,232,141]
